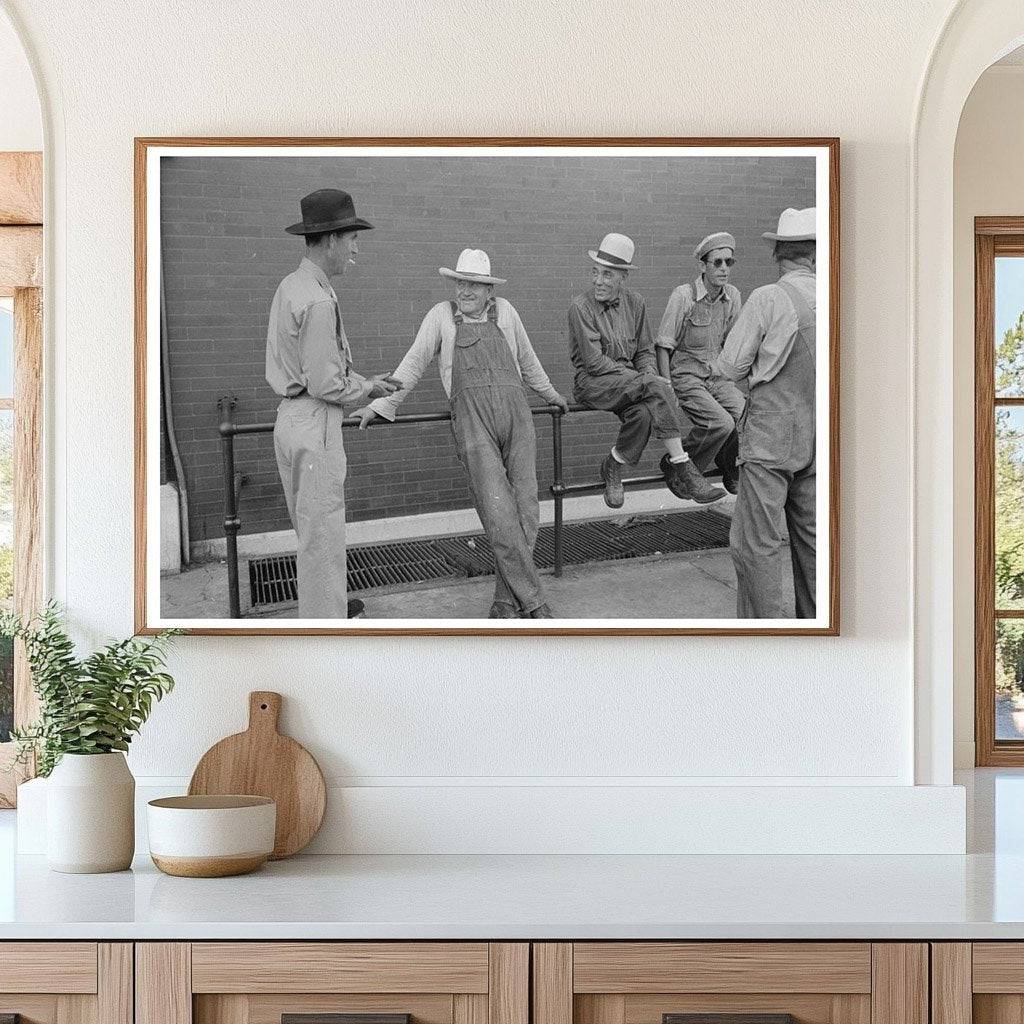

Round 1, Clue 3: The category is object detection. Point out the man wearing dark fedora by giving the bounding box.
[568,232,726,509]
[715,208,818,619]
[266,188,401,620]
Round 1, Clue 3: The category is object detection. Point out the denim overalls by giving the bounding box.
[730,276,817,619]
[449,301,545,615]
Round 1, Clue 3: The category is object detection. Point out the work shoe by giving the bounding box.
[488,601,519,619]
[528,604,554,618]
[600,453,625,508]
[347,598,365,619]
[661,455,727,504]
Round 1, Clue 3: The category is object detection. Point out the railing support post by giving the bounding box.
[218,395,241,618]
[551,407,565,578]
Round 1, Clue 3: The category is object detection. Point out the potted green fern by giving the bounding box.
[2,603,177,873]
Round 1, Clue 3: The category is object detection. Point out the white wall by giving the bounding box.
[952,64,1024,767]
[0,0,978,852]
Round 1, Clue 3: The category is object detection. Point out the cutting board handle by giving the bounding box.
[248,691,282,734]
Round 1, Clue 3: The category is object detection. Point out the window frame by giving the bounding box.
[975,218,1024,765]
[0,151,43,807]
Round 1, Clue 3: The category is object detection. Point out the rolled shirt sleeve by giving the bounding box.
[297,300,373,407]
[655,285,693,351]
[716,287,772,381]
[511,305,562,404]
[716,283,799,384]
[367,305,444,422]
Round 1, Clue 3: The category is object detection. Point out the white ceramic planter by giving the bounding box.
[46,752,135,873]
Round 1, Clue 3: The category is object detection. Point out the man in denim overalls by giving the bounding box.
[656,232,744,493]
[355,249,568,619]
[716,209,818,619]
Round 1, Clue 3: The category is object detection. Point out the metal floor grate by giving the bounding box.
[247,508,732,607]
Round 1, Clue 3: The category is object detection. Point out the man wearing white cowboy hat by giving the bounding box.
[266,188,402,620]
[353,248,569,620]
[568,232,726,509]
[655,231,745,493]
[715,207,818,619]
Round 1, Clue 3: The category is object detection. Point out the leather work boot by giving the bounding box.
[661,455,727,504]
[528,604,554,618]
[600,453,625,508]
[488,602,519,619]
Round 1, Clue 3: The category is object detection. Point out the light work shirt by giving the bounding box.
[655,277,741,372]
[368,297,561,421]
[266,257,373,407]
[716,268,816,386]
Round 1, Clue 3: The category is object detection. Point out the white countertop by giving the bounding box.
[2,849,1024,940]
[1,770,1022,941]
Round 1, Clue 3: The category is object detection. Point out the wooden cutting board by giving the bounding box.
[188,691,326,859]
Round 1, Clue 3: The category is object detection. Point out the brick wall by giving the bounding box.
[159,153,816,542]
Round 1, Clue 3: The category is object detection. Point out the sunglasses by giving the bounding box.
[707,257,736,268]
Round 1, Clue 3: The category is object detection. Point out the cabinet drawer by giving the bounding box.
[535,943,925,1024]
[572,943,872,994]
[0,943,130,1024]
[139,942,528,1024]
[0,942,98,993]
[191,943,490,993]
[934,942,1024,1024]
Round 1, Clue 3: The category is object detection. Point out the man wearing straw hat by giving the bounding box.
[568,232,726,509]
[655,231,744,493]
[353,248,568,620]
[266,188,401,620]
[715,208,818,619]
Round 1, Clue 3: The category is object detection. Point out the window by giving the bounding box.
[976,222,1024,764]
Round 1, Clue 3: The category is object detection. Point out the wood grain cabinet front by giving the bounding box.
[136,943,529,1024]
[533,944,929,1024]
[0,942,132,1024]
[931,943,1024,1024]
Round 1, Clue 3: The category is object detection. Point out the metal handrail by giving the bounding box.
[216,395,672,618]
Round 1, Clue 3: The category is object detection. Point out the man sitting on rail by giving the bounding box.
[567,232,727,509]
[352,249,568,620]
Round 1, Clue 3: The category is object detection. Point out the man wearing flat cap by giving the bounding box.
[715,208,818,619]
[353,249,568,619]
[568,232,726,509]
[266,188,401,620]
[656,231,744,493]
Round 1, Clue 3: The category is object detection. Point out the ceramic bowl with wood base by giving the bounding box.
[147,795,276,877]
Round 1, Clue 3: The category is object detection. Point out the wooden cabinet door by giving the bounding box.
[0,942,132,1024]
[534,943,927,1024]
[934,942,1024,1024]
[137,943,528,1024]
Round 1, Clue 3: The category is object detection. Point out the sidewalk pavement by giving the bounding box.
[161,547,751,621]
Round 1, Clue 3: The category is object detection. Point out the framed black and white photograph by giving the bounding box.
[135,137,839,636]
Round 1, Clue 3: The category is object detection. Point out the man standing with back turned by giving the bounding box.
[716,208,818,619]
[266,188,400,619]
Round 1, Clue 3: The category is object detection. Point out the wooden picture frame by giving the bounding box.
[135,137,840,636]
